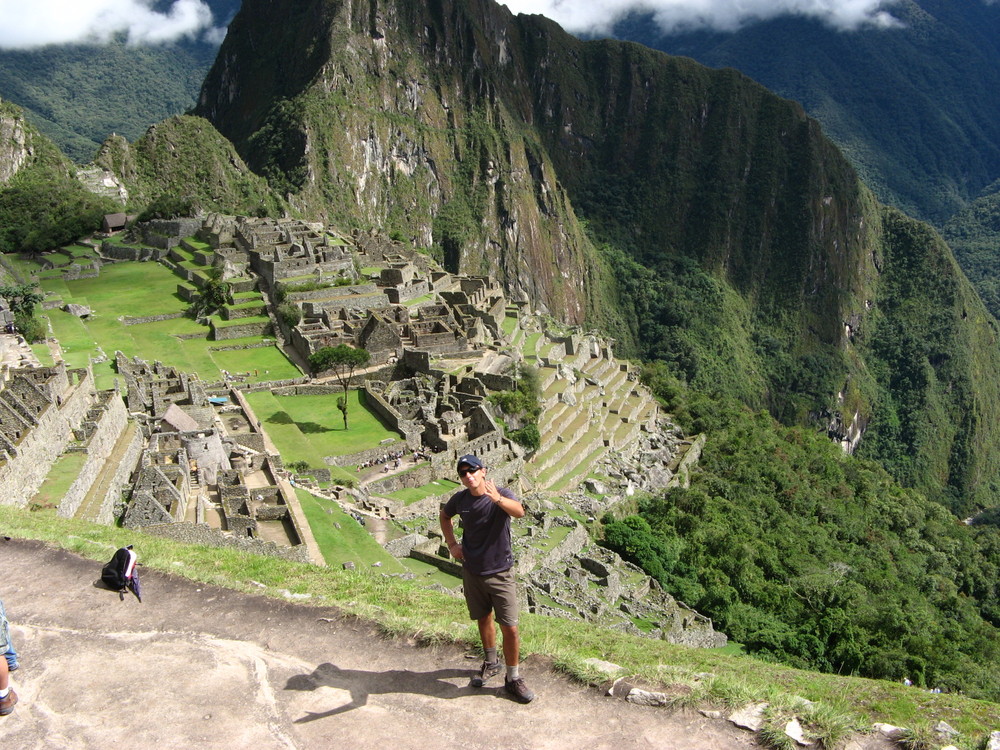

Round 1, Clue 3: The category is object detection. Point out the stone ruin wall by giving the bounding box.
[92,423,145,525]
[57,391,130,518]
[0,366,96,508]
[141,521,311,564]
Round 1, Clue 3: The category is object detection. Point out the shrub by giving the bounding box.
[277,302,301,328]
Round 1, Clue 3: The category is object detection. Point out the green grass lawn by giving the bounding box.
[523,331,542,361]
[386,477,459,506]
[179,260,209,274]
[38,261,300,383]
[42,261,187,314]
[398,555,463,588]
[29,342,54,366]
[249,389,401,459]
[502,313,518,337]
[245,390,328,468]
[403,293,435,307]
[182,236,212,252]
[211,346,298,383]
[29,452,89,509]
[211,313,270,329]
[295,489,405,569]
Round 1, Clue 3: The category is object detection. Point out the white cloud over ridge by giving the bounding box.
[0,0,223,50]
[499,0,904,35]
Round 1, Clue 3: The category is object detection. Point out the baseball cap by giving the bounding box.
[456,454,485,472]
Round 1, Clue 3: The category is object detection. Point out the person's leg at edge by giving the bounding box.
[0,601,16,670]
[0,655,15,716]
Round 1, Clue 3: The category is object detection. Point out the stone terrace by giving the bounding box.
[524,332,659,492]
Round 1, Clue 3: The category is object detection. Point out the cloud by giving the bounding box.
[0,0,224,49]
[499,0,905,35]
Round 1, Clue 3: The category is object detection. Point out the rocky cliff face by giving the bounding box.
[196,0,608,323]
[192,0,1000,510]
[196,0,874,334]
[0,98,32,185]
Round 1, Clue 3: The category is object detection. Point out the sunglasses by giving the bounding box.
[458,466,481,477]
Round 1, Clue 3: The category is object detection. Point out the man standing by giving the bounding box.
[440,454,535,703]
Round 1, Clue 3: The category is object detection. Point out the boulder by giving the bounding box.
[64,303,92,318]
[729,703,767,732]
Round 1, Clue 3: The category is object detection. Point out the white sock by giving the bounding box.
[506,665,519,680]
[0,686,9,699]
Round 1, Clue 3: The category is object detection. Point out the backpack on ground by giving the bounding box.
[101,546,141,601]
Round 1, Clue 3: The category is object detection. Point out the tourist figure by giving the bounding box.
[0,599,17,716]
[439,454,535,703]
[0,599,18,673]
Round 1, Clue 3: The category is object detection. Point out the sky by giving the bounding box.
[0,0,225,49]
[498,0,905,34]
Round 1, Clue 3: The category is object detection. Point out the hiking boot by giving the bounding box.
[0,689,17,716]
[504,676,535,704]
[471,660,502,688]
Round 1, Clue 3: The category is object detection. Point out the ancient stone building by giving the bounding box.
[0,362,99,508]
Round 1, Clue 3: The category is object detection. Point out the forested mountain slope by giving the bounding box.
[0,0,241,163]
[0,99,116,255]
[191,0,1000,513]
[611,0,1000,226]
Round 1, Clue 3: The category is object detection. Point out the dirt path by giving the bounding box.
[0,537,766,750]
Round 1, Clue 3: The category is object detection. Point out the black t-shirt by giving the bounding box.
[443,486,517,576]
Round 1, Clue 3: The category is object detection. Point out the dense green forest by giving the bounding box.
[611,0,1000,226]
[603,365,1000,699]
[93,115,284,217]
[0,37,218,163]
[944,183,1000,320]
[0,0,241,163]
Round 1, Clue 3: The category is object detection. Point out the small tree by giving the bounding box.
[0,283,45,341]
[308,344,371,429]
[189,267,230,318]
[0,283,44,317]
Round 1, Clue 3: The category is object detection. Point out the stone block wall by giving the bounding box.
[325,441,412,469]
[57,392,130,518]
[94,422,145,525]
[0,405,73,507]
[121,312,187,326]
[141,522,311,564]
[0,365,96,508]
[476,371,517,392]
[515,523,588,577]
[221,304,268,320]
[143,218,203,246]
[210,320,273,340]
[364,462,435,495]
[303,292,390,315]
[409,547,462,576]
[100,243,168,262]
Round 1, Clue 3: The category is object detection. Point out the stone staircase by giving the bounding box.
[73,421,141,525]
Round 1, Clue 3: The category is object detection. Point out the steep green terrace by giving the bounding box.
[36,259,299,388]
